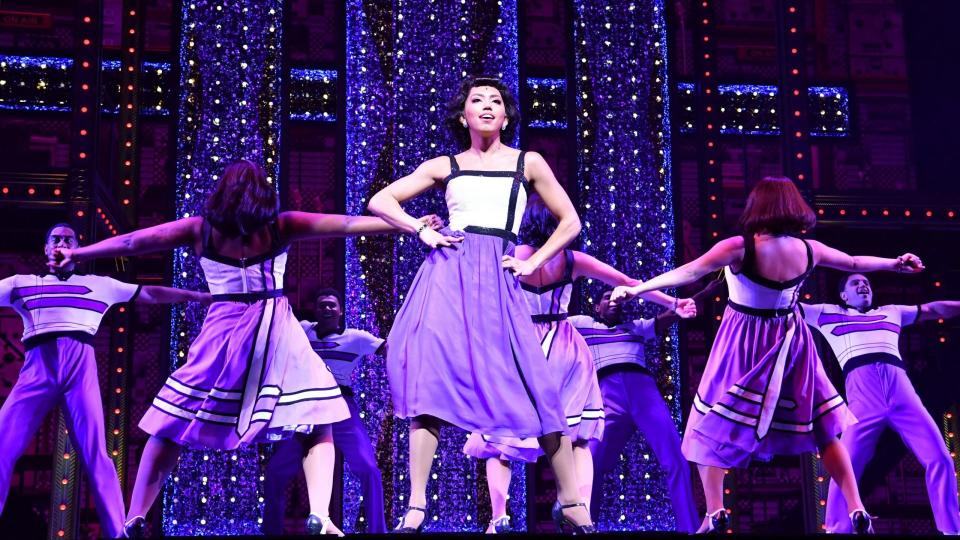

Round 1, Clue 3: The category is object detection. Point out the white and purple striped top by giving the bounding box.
[0,273,140,342]
[300,324,384,387]
[801,303,919,373]
[569,315,656,372]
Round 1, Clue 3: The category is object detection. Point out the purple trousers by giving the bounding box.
[0,337,123,538]
[262,393,386,534]
[588,368,699,533]
[826,363,960,534]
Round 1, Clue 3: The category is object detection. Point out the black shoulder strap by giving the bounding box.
[742,234,756,274]
[201,219,214,254]
[515,151,527,175]
[563,249,575,281]
[268,220,282,250]
[448,155,460,173]
[801,238,814,274]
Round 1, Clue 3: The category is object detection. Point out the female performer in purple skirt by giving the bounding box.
[368,77,595,533]
[460,198,696,533]
[52,160,436,537]
[610,177,924,534]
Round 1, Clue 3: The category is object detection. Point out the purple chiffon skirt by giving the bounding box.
[387,228,568,439]
[463,319,604,462]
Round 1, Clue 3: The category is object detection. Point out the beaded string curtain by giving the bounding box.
[573,0,682,531]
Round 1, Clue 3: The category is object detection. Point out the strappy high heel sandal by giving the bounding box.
[392,505,427,534]
[551,501,596,534]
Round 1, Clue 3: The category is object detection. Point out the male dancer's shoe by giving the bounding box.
[122,516,147,539]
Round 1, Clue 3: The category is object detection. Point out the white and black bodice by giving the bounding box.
[521,249,574,324]
[199,220,288,302]
[444,151,529,244]
[725,234,813,317]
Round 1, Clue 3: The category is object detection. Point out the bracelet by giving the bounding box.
[414,223,428,236]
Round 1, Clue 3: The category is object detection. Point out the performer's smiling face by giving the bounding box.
[315,295,343,325]
[840,273,872,310]
[462,86,507,135]
[596,290,623,323]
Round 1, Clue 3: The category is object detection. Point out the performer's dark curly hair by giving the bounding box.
[444,76,521,150]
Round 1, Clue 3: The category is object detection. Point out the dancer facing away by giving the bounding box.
[611,176,924,534]
[573,279,723,533]
[368,76,595,533]
[461,197,697,534]
[802,274,960,534]
[262,287,388,535]
[50,160,438,538]
[0,223,208,538]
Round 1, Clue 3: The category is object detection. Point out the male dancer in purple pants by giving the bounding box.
[571,286,714,533]
[802,273,960,534]
[262,288,387,534]
[0,224,207,538]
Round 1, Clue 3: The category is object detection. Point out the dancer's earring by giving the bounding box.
[460,117,468,128]
[501,120,508,131]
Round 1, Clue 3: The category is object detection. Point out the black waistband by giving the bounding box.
[532,313,568,323]
[597,362,652,379]
[23,331,94,350]
[728,300,795,318]
[842,352,906,376]
[212,289,284,303]
[463,225,518,244]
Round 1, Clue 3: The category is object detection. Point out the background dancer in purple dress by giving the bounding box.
[461,198,696,533]
[51,160,436,537]
[573,279,722,533]
[0,223,207,538]
[801,274,960,534]
[368,77,595,533]
[610,176,924,534]
[262,287,388,535]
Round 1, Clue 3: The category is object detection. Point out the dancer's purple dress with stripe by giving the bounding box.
[388,152,568,439]
[463,250,604,461]
[139,221,349,449]
[682,235,856,468]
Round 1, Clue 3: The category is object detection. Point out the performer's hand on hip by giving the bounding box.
[418,227,462,249]
[501,255,537,277]
[417,214,444,231]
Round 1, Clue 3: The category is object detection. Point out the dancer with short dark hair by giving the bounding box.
[612,176,923,534]
[51,160,439,537]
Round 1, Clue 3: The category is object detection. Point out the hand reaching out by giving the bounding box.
[896,253,924,273]
[674,298,697,318]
